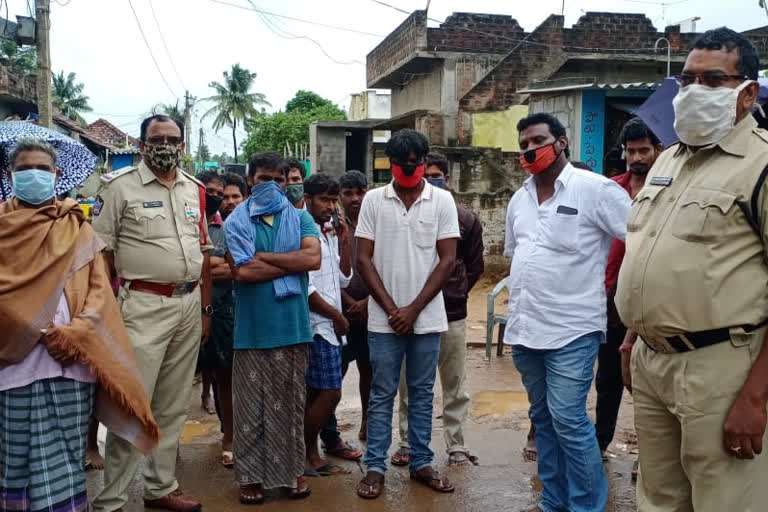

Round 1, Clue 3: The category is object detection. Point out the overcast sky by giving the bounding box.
[6,0,765,155]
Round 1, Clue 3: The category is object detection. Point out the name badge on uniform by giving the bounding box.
[143,201,164,208]
[556,205,578,215]
[650,177,673,187]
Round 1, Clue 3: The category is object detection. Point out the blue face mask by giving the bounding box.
[12,169,56,205]
[427,177,446,189]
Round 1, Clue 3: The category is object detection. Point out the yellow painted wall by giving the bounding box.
[471,105,529,152]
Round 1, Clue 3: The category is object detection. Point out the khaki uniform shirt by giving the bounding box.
[93,161,212,283]
[616,116,768,348]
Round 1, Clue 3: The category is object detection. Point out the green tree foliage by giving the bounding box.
[52,71,93,124]
[151,101,185,125]
[1,40,36,76]
[243,93,346,157]
[285,90,337,114]
[202,64,270,161]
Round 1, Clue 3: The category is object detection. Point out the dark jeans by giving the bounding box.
[595,325,627,452]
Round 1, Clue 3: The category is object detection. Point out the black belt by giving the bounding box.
[663,320,768,353]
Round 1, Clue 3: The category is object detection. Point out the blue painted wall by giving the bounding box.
[112,154,133,170]
[580,90,606,174]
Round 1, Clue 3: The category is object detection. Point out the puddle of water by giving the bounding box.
[180,421,216,442]
[471,391,530,417]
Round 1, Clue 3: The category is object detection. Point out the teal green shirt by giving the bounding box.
[231,209,319,350]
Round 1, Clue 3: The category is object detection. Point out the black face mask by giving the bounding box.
[205,193,223,218]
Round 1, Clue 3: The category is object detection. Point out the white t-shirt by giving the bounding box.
[355,180,460,334]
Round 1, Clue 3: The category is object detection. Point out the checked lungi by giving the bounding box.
[1,377,95,512]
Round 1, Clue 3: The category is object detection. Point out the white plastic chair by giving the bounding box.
[486,276,510,360]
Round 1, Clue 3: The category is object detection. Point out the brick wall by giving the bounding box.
[367,11,428,87]
[433,145,526,271]
[427,13,525,54]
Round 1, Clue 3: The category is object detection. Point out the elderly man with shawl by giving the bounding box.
[223,151,320,505]
[0,138,159,512]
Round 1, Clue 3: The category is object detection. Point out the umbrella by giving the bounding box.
[0,120,98,200]
[635,77,680,148]
[636,77,768,148]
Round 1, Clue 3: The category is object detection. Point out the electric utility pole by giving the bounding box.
[35,0,52,128]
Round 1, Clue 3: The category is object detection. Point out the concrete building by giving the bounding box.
[366,10,768,268]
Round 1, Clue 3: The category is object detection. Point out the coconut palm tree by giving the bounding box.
[52,71,93,124]
[202,64,269,161]
[1,40,36,76]
[151,101,185,125]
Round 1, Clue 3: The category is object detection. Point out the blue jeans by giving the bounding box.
[512,332,608,512]
[364,331,440,474]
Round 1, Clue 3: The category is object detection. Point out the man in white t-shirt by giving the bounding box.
[354,129,460,500]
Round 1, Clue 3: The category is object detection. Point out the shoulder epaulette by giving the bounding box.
[180,170,205,188]
[753,127,768,145]
[100,166,138,183]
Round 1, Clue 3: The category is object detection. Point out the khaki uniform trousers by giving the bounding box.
[91,286,202,512]
[631,329,768,512]
[398,319,471,454]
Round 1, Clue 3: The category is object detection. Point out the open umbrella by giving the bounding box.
[0,120,98,200]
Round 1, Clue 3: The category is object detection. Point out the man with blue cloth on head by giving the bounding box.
[223,151,321,506]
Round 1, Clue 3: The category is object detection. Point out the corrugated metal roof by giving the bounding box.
[517,81,660,94]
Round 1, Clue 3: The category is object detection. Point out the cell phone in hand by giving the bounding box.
[331,210,340,230]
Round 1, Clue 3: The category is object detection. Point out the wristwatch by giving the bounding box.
[202,304,214,317]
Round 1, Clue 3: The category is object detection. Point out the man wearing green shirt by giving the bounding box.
[223,152,320,505]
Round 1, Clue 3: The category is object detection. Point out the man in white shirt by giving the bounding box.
[504,113,631,512]
[303,173,354,476]
[355,129,460,500]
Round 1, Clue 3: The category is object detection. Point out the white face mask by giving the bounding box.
[673,80,752,146]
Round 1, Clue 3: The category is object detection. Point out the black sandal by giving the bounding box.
[239,484,264,505]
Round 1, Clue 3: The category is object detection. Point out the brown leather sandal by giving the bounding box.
[410,467,455,493]
[357,471,385,499]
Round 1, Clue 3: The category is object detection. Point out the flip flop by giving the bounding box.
[391,447,410,466]
[303,468,323,478]
[221,451,233,468]
[324,441,363,461]
[448,451,479,466]
[315,463,351,476]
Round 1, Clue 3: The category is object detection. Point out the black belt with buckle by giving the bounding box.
[664,320,768,353]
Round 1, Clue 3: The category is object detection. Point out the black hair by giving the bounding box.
[284,157,306,179]
[385,129,430,162]
[339,170,368,191]
[140,115,184,142]
[221,171,248,197]
[197,170,223,185]
[692,27,759,80]
[517,113,570,158]
[425,152,450,176]
[570,161,593,171]
[619,117,661,147]
[304,173,340,197]
[248,151,283,178]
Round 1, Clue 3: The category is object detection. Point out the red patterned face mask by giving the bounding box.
[391,163,425,188]
[520,143,559,175]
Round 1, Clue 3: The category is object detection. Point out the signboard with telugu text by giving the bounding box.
[579,90,606,174]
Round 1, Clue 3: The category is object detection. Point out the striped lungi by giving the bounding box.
[233,344,308,489]
[1,377,95,512]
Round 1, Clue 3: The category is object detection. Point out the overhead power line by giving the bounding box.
[208,0,385,37]
[147,0,187,90]
[248,2,364,66]
[126,0,178,99]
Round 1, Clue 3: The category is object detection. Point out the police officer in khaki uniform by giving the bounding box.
[616,28,768,512]
[91,115,212,512]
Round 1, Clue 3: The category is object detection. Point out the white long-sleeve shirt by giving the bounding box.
[308,222,352,346]
[503,163,631,349]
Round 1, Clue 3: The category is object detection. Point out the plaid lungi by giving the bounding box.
[1,377,95,512]
[306,335,342,390]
